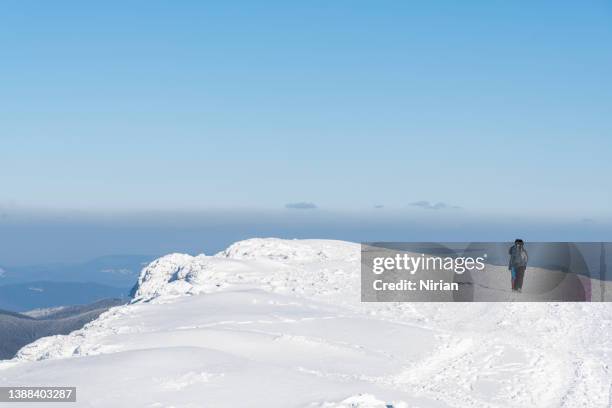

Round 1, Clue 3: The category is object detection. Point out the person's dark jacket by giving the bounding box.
[509,244,528,269]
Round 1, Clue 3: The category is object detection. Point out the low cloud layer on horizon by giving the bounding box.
[0,208,609,266]
[285,202,318,210]
[410,201,462,210]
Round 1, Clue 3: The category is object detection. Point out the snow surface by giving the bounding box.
[2,238,612,407]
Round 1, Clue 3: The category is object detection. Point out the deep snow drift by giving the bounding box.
[2,238,612,407]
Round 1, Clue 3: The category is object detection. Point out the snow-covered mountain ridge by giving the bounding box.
[2,238,612,408]
[132,238,361,304]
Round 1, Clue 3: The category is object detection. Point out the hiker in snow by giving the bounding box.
[509,239,528,292]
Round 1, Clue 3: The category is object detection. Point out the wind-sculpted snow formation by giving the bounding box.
[1,238,612,407]
[131,239,360,303]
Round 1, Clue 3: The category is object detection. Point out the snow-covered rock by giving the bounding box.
[131,238,361,304]
[131,253,198,300]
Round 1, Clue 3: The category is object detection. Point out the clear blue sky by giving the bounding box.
[1,1,611,249]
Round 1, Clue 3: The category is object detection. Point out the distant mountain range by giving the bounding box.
[0,281,130,311]
[0,255,152,311]
[0,254,154,287]
[0,298,125,360]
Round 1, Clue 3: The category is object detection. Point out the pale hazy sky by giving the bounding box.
[1,2,611,264]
